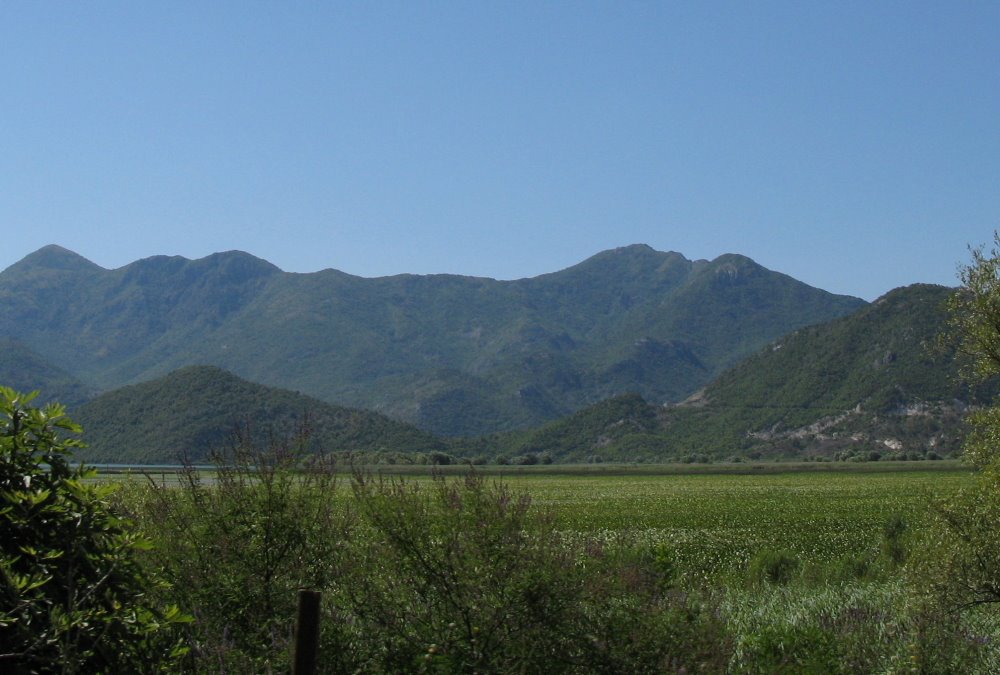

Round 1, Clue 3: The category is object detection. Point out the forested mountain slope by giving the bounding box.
[498,285,983,462]
[1,243,865,435]
[73,366,448,464]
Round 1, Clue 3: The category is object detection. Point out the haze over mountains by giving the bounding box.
[0,244,864,437]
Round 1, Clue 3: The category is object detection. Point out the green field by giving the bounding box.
[482,465,992,671]
[501,466,973,578]
[112,462,975,579]
[313,463,968,591]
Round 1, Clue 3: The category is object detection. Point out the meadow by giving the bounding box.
[486,464,997,672]
[494,465,971,576]
[124,461,974,580]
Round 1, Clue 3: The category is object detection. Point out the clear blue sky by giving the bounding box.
[2,2,997,301]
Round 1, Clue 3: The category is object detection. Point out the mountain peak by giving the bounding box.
[598,243,681,260]
[555,244,690,278]
[611,243,656,255]
[117,250,282,287]
[198,250,282,275]
[5,245,102,274]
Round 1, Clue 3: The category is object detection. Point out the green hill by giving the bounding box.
[0,244,865,436]
[491,392,662,464]
[499,285,982,462]
[72,366,448,464]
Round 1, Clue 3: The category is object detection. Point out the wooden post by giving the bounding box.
[292,589,321,675]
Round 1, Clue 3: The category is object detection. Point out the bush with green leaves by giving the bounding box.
[917,237,1000,610]
[0,387,187,673]
[881,513,909,568]
[337,470,730,673]
[895,235,1000,671]
[128,421,348,672]
[748,549,800,586]
[340,471,592,671]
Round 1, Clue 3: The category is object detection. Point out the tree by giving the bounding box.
[945,233,1000,470]
[914,234,1000,614]
[0,387,187,672]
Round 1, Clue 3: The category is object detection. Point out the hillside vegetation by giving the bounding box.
[0,244,864,435]
[73,366,447,464]
[498,285,982,463]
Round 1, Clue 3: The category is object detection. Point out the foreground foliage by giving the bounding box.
[344,471,729,672]
[121,422,347,672]
[910,235,1000,648]
[0,388,187,673]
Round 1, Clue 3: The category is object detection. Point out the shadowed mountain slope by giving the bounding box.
[0,337,92,407]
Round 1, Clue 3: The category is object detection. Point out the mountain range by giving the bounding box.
[2,244,978,464]
[0,243,865,437]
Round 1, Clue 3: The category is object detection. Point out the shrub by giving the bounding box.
[832,554,874,583]
[739,622,843,673]
[881,514,909,567]
[130,421,348,671]
[749,549,800,586]
[0,387,187,673]
[341,470,589,671]
[909,479,1000,614]
[338,471,732,672]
